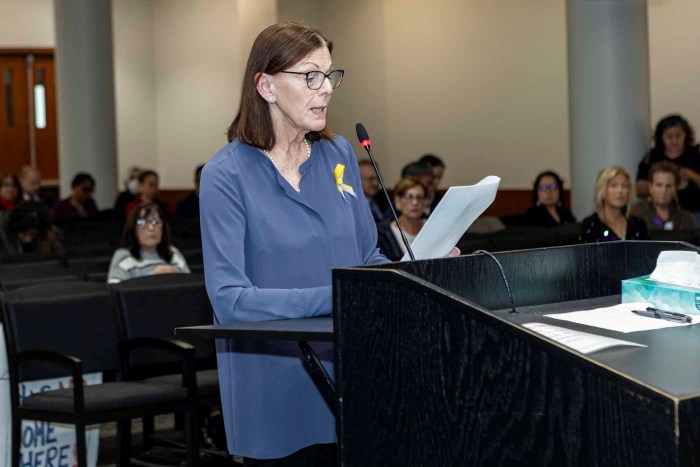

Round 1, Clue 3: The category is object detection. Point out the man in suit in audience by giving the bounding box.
[359,160,389,223]
[176,164,204,219]
[19,166,54,208]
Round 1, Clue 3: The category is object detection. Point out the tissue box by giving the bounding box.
[621,275,700,315]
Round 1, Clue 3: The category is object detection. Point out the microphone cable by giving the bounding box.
[473,250,517,314]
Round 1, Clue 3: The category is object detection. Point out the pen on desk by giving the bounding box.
[631,308,692,323]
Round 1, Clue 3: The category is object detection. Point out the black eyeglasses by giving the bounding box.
[538,184,558,192]
[279,69,344,90]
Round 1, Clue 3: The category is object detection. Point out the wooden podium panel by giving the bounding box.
[333,241,700,467]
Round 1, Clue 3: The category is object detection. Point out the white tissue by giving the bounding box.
[649,250,699,288]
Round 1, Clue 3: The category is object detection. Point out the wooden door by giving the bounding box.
[0,50,58,183]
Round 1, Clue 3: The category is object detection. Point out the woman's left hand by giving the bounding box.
[680,167,700,186]
[445,247,460,257]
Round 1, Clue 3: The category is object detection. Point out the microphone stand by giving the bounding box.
[356,123,415,261]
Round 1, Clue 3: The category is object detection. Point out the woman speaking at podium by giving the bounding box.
[199,22,389,467]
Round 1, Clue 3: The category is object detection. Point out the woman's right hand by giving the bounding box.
[153,265,178,274]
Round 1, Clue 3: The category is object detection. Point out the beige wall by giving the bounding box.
[112,0,157,187]
[648,0,700,142]
[0,0,53,47]
[2,0,700,191]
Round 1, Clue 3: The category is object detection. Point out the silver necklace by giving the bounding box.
[262,138,311,174]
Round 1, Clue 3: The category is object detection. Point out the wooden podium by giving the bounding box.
[333,241,700,466]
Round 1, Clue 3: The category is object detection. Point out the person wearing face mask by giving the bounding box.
[114,166,142,220]
[580,166,649,243]
[124,170,168,218]
[376,177,429,260]
[630,161,695,231]
[636,115,700,224]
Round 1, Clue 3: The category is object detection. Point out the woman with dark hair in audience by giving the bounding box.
[107,202,189,283]
[0,172,21,211]
[376,177,429,260]
[630,161,695,231]
[522,170,576,227]
[0,201,62,256]
[636,114,700,223]
[580,166,649,243]
[51,172,99,222]
[124,170,167,217]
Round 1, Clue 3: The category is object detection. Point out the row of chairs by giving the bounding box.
[0,246,204,290]
[1,273,218,467]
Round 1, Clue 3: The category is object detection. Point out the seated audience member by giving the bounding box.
[107,202,189,283]
[402,160,440,216]
[377,177,428,261]
[636,114,700,223]
[176,164,204,219]
[114,166,141,220]
[522,170,576,227]
[0,201,63,256]
[359,159,389,223]
[630,161,695,231]
[0,173,21,211]
[580,166,649,243]
[19,166,54,208]
[124,170,166,217]
[419,153,446,190]
[51,173,99,222]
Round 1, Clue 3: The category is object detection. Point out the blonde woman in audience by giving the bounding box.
[580,166,649,243]
[630,161,695,231]
[376,177,428,260]
[107,202,189,283]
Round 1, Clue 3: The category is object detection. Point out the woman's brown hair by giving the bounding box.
[227,22,335,149]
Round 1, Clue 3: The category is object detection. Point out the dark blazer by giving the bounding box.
[522,205,576,228]
[376,219,404,261]
[579,213,649,243]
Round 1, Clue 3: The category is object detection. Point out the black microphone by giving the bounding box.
[355,123,415,261]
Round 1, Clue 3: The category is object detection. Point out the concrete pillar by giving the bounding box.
[567,0,651,218]
[54,0,117,209]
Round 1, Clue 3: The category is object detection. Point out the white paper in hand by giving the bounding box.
[402,175,500,260]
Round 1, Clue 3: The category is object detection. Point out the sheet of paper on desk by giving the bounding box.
[544,302,700,333]
[523,323,647,354]
[402,175,500,261]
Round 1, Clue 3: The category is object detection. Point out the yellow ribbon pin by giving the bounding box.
[333,164,357,201]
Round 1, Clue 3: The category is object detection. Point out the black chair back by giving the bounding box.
[1,281,119,380]
[111,273,214,361]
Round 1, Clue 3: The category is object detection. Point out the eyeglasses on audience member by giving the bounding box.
[539,184,559,192]
[136,218,163,228]
[400,193,426,202]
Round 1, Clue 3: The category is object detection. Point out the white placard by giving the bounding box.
[0,324,101,466]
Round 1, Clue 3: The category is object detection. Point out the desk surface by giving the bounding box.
[499,294,700,398]
[175,295,700,398]
[174,317,333,342]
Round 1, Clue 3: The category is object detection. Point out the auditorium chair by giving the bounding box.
[110,273,220,458]
[1,281,200,467]
[0,265,79,291]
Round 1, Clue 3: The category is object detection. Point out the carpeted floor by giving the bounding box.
[97,415,243,466]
